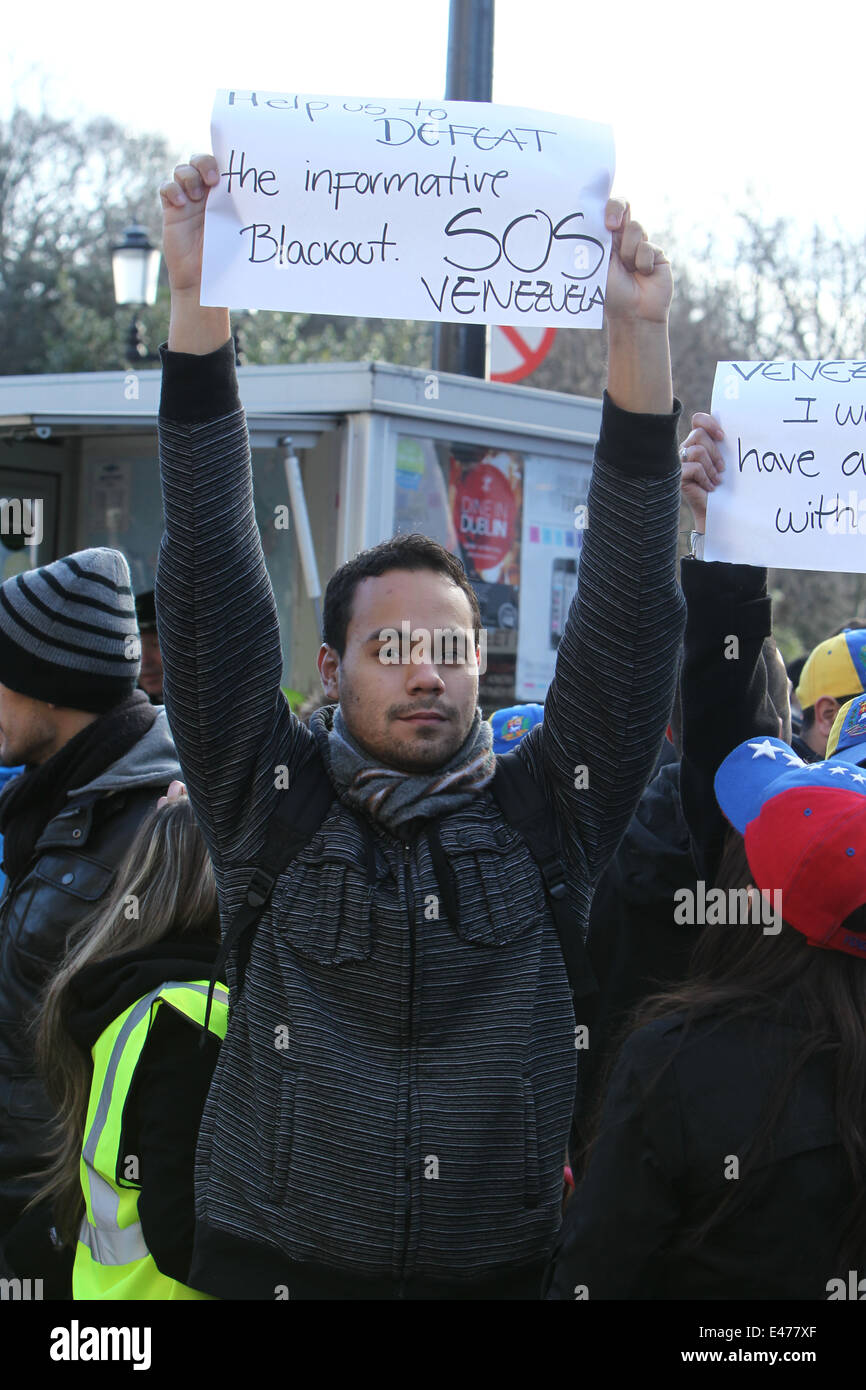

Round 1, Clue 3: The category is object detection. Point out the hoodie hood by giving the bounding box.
[66,706,181,800]
[63,934,219,1053]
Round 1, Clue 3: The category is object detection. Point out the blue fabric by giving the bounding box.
[0,765,24,894]
[490,704,545,754]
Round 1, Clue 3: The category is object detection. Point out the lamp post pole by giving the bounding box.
[124,315,153,365]
[434,0,495,380]
[111,224,161,367]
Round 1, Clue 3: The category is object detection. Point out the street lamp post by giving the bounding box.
[434,0,495,379]
[111,225,161,365]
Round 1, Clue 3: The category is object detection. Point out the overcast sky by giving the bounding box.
[6,0,865,254]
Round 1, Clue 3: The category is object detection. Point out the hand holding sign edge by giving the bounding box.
[603,199,673,325]
[681,411,726,531]
[160,153,231,355]
[603,199,674,414]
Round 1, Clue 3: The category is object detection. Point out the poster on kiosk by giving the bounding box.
[515,458,589,700]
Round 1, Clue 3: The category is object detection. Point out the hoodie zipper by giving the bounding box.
[397,838,417,1294]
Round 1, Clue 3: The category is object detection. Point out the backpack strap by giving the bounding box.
[423,823,460,924]
[201,750,338,1037]
[489,750,598,1007]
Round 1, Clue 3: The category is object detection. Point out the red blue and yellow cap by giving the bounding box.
[714,737,866,959]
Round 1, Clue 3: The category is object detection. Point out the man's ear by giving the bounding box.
[317,643,340,701]
[815,695,840,737]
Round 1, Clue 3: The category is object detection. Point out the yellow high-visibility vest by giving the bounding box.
[74,978,228,1300]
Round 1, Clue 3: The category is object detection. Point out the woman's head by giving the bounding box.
[46,796,219,986]
[687,826,866,1020]
[91,795,218,955]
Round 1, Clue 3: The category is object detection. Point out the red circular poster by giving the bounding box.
[452,462,517,571]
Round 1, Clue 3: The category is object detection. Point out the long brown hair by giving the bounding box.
[582,829,866,1265]
[29,797,219,1244]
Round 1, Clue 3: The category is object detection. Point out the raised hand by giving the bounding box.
[159,155,220,296]
[602,198,673,414]
[681,411,726,531]
[156,779,189,809]
[603,199,673,326]
[159,154,230,354]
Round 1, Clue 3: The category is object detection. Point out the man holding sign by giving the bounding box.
[154,151,685,1300]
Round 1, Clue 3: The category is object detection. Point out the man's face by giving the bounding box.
[318,568,480,772]
[138,630,164,699]
[0,682,58,766]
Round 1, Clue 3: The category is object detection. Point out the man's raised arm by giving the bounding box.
[520,199,686,882]
[154,154,310,871]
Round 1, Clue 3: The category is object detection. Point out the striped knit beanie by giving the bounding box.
[0,548,142,713]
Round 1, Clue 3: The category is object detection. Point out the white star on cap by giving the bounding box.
[782,752,805,766]
[748,740,778,759]
[829,765,850,775]
[852,773,866,784]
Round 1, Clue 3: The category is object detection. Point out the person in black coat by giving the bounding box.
[0,548,181,1277]
[545,737,866,1300]
[580,412,791,1138]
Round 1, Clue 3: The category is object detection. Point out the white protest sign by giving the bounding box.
[200,91,615,328]
[707,361,866,573]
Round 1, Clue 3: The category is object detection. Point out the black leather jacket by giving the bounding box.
[0,710,180,1233]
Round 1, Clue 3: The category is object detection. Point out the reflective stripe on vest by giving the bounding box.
[77,980,228,1278]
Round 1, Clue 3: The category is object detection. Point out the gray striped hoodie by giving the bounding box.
[155,341,686,1299]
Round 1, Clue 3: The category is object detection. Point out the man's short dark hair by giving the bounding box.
[322,533,483,657]
[786,654,807,690]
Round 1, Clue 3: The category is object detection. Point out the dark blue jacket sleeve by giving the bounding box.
[679,558,779,883]
[155,339,314,879]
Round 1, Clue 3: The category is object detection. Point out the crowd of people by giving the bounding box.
[0,153,864,1302]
